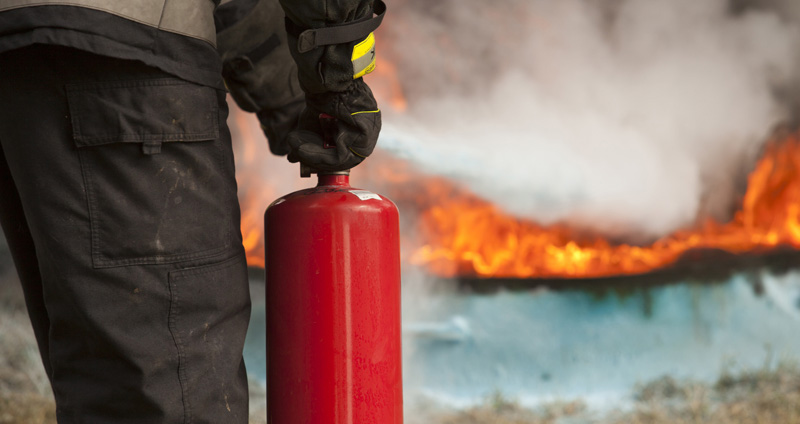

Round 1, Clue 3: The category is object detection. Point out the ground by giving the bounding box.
[411,362,800,424]
[2,279,799,424]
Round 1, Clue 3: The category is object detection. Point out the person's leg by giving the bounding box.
[0,137,53,381]
[0,45,251,423]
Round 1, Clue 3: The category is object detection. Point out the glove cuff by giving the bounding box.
[284,0,385,94]
[284,0,385,54]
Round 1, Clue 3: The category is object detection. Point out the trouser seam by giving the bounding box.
[168,275,192,424]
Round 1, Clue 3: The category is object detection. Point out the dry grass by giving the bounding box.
[600,359,800,424]
[419,392,587,424]
[423,361,800,424]
[248,379,267,423]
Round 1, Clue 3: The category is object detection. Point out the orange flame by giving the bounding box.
[410,133,800,278]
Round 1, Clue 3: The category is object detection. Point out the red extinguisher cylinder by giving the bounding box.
[265,172,403,423]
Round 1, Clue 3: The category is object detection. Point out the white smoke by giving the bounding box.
[379,0,800,241]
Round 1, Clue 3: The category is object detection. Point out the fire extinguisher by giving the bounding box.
[264,120,403,423]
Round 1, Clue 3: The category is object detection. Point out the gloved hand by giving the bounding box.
[279,0,386,171]
[287,79,380,172]
[255,98,304,155]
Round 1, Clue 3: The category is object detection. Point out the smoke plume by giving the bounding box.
[379,0,800,241]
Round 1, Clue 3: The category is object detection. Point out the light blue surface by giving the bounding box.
[244,270,800,407]
[244,282,266,384]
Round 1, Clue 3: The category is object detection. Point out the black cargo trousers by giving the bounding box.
[0,45,251,423]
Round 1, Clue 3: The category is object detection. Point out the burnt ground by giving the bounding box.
[455,247,800,296]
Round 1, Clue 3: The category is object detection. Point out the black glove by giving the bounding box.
[255,98,304,155]
[286,80,380,172]
[279,0,385,171]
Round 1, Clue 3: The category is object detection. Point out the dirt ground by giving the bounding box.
[410,360,800,424]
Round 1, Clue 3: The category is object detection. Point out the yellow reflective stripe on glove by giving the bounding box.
[352,32,377,79]
[351,109,380,115]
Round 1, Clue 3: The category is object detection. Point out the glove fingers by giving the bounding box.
[257,99,304,156]
[286,130,319,163]
[288,130,321,150]
[288,80,381,171]
[288,130,363,172]
[347,110,381,158]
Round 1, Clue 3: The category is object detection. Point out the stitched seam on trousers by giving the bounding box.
[92,244,232,268]
[76,132,219,144]
[213,112,231,249]
[169,252,245,280]
[167,253,246,423]
[78,150,104,269]
[66,78,196,92]
[168,272,192,424]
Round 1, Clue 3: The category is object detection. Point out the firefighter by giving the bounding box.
[0,0,383,421]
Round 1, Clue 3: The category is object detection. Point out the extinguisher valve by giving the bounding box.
[301,164,350,178]
[300,163,313,178]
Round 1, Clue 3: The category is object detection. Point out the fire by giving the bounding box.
[231,36,800,279]
[410,133,800,278]
[233,106,800,278]
[232,97,800,280]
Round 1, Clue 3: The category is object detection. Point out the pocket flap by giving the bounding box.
[67,78,219,148]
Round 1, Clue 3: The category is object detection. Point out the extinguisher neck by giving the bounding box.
[317,172,350,187]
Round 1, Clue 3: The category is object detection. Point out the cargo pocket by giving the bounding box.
[168,253,251,423]
[67,78,234,268]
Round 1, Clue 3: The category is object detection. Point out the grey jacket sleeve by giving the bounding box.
[215,0,304,155]
[216,0,302,113]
